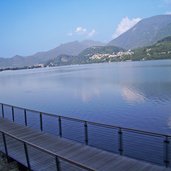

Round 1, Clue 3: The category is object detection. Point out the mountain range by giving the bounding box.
[45,46,125,66]
[45,35,171,66]
[1,14,171,68]
[108,15,171,49]
[0,40,104,68]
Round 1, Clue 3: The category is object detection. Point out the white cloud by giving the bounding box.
[68,26,96,37]
[88,29,96,37]
[75,26,87,34]
[113,16,141,38]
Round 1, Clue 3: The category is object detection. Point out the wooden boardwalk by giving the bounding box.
[0,117,171,171]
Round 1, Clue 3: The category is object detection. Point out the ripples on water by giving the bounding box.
[0,60,171,134]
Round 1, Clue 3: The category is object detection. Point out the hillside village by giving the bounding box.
[90,50,134,60]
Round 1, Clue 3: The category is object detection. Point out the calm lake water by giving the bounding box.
[0,60,171,134]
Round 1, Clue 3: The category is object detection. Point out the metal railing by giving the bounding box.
[0,103,171,168]
[0,130,94,171]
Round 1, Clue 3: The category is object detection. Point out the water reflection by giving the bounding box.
[122,86,145,103]
[121,82,171,104]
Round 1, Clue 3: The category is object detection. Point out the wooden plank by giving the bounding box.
[83,151,119,167]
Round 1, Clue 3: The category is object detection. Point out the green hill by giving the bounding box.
[45,46,125,66]
[157,36,171,43]
[79,46,125,57]
[123,36,171,61]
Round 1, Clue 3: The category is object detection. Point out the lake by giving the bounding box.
[0,59,171,134]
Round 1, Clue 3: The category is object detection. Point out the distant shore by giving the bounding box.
[1,58,171,73]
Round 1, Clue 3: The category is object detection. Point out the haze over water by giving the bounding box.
[0,60,171,134]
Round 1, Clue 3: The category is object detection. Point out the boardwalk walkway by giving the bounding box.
[0,118,171,171]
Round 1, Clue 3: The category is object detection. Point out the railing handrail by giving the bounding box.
[1,102,170,138]
[0,130,95,171]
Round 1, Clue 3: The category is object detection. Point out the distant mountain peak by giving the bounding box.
[13,55,24,59]
[108,15,171,49]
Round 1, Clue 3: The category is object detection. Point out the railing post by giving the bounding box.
[2,104,4,118]
[84,121,88,145]
[55,156,61,171]
[58,116,62,137]
[164,136,170,167]
[12,106,14,122]
[24,109,27,126]
[2,132,8,157]
[24,142,31,170]
[40,112,43,131]
[118,128,123,155]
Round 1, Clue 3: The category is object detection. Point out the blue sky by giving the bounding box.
[0,0,171,58]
